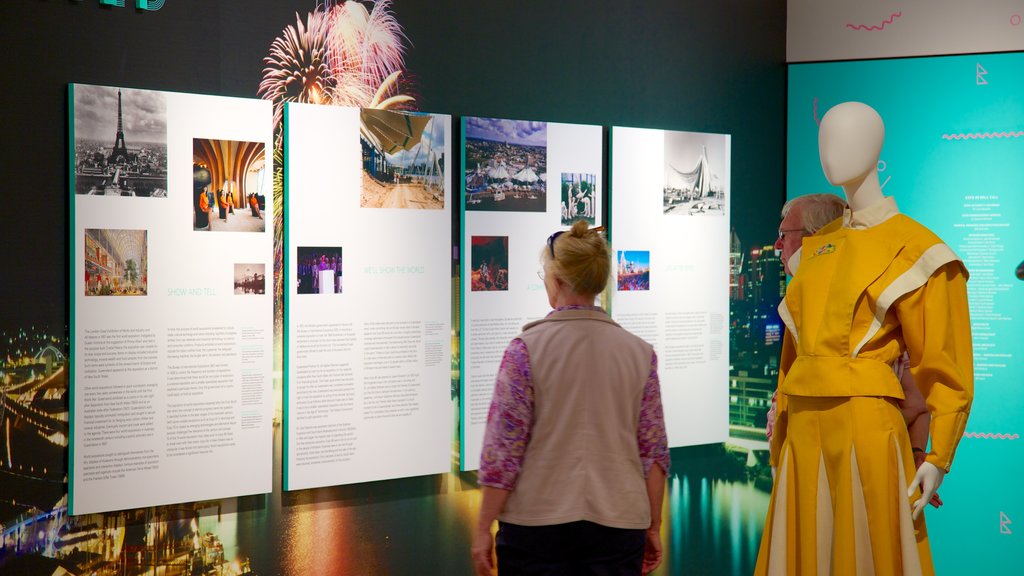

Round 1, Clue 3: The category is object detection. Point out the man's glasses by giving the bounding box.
[777,228,805,241]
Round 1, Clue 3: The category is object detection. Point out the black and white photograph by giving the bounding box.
[73,85,168,197]
[663,131,728,216]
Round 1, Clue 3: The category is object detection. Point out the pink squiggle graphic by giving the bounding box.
[942,131,1024,140]
[963,432,1020,440]
[813,97,821,127]
[846,11,902,31]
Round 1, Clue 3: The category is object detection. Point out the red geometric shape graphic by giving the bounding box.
[846,11,903,31]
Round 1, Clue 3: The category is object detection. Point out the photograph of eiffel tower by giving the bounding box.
[72,84,168,197]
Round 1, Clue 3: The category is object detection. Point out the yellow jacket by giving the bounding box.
[770,197,973,473]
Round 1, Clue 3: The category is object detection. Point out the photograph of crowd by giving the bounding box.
[234,263,266,295]
[471,236,509,291]
[193,139,267,232]
[73,85,168,197]
[84,229,148,296]
[464,117,547,212]
[360,110,446,209]
[663,131,728,216]
[296,247,343,294]
[617,250,650,291]
[560,172,596,225]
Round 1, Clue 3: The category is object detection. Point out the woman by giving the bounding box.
[472,220,670,576]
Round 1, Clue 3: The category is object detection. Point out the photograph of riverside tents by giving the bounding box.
[464,117,547,212]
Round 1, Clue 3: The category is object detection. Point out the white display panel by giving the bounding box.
[69,84,274,514]
[460,117,604,471]
[610,127,731,447]
[284,103,452,491]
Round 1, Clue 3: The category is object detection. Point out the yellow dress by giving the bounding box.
[755,197,973,576]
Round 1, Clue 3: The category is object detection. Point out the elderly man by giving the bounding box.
[766,194,939,502]
[773,193,846,275]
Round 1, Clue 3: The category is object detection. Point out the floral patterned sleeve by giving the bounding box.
[478,338,534,490]
[638,350,670,476]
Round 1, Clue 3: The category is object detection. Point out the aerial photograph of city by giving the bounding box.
[464,117,547,212]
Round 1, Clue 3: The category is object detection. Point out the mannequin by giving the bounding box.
[755,102,974,575]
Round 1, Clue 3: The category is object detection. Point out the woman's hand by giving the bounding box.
[471,526,495,576]
[642,527,663,574]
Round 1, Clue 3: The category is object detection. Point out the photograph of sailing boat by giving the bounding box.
[662,131,728,216]
[360,110,446,209]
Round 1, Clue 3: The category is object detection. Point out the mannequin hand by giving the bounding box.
[907,461,945,521]
[913,455,943,508]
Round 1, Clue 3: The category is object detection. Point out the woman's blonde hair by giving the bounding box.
[543,220,611,296]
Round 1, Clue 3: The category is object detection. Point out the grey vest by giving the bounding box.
[499,308,654,529]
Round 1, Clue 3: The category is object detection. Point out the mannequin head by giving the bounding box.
[818,102,884,210]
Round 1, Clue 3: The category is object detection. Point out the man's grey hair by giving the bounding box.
[781,193,846,234]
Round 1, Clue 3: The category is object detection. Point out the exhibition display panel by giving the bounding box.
[69,84,275,514]
[787,53,1024,572]
[609,127,732,447]
[283,103,453,490]
[460,117,604,470]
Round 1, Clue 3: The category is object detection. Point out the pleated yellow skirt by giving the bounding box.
[754,396,934,576]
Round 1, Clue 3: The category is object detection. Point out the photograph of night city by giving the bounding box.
[73,85,168,198]
[464,117,547,212]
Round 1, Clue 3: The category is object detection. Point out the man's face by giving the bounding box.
[774,204,806,276]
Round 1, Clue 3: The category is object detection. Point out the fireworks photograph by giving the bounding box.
[464,117,547,212]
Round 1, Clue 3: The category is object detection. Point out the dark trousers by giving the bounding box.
[496,521,645,576]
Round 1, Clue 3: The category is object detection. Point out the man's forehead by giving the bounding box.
[781,202,804,225]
